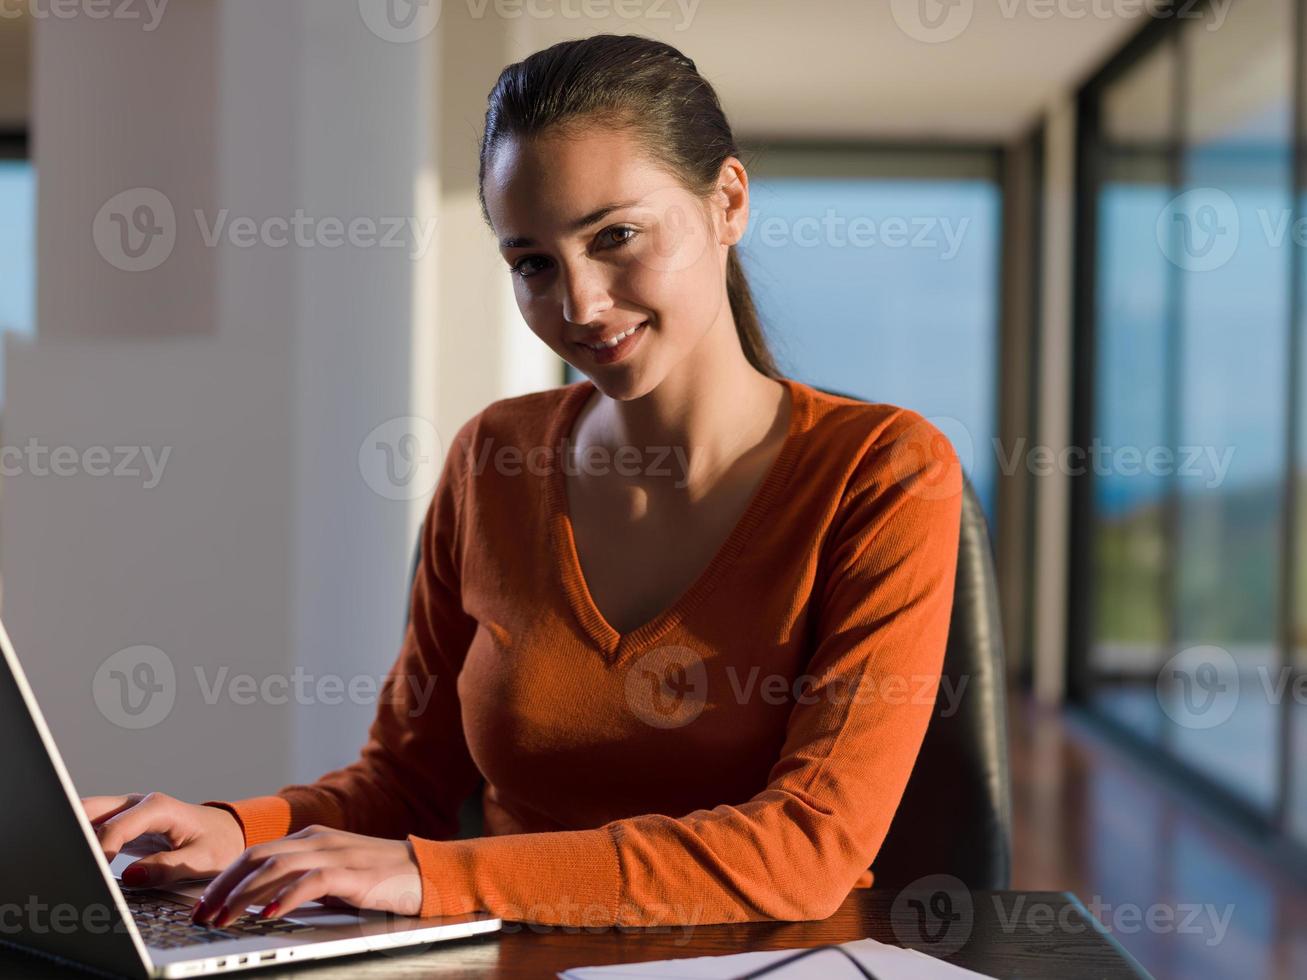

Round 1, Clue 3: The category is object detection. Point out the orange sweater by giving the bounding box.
[204,376,963,927]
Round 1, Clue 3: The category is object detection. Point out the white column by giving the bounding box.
[1030,94,1076,706]
[3,0,557,803]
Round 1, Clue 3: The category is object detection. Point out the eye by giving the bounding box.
[601,225,639,249]
[509,255,548,279]
[507,226,639,280]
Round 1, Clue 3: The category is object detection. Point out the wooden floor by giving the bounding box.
[1008,691,1307,979]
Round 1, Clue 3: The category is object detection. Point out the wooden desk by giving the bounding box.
[0,890,1153,978]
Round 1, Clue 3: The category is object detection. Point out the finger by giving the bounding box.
[81,794,144,828]
[120,847,214,889]
[97,794,184,859]
[252,868,362,925]
[208,854,325,927]
[194,834,348,923]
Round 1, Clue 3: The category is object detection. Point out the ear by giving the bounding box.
[712,156,749,248]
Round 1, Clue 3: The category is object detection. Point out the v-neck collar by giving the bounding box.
[545,376,810,666]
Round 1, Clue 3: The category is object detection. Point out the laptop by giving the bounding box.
[0,617,502,978]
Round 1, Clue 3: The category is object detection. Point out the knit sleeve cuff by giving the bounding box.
[404,828,622,922]
[200,796,293,848]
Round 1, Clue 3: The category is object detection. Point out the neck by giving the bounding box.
[579,319,790,495]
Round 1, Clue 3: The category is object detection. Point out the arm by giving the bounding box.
[201,417,482,847]
[404,415,965,926]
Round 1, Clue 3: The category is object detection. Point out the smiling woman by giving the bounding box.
[85,33,964,931]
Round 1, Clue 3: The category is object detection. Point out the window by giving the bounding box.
[1076,0,1305,845]
[0,152,35,408]
[560,147,1003,524]
[739,147,1001,525]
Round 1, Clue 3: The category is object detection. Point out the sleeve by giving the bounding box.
[402,413,965,926]
[199,415,483,848]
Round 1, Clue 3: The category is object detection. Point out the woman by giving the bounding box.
[84,33,963,930]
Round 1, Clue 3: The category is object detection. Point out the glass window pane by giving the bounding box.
[0,159,35,408]
[739,155,1000,524]
[1086,40,1176,744]
[1167,0,1292,811]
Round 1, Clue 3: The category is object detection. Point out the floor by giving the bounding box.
[1008,691,1307,979]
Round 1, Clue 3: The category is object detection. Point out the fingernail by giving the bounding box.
[122,865,149,887]
[214,905,229,927]
[262,902,280,920]
[191,898,208,922]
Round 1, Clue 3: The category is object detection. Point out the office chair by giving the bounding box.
[403,386,1013,891]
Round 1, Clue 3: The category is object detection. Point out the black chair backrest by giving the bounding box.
[871,474,1012,890]
[405,386,1012,887]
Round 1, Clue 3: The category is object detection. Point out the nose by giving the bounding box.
[559,260,613,327]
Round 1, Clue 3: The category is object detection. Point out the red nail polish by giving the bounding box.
[121,865,149,887]
[262,902,280,920]
[213,905,228,927]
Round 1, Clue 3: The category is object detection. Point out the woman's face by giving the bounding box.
[483,126,744,400]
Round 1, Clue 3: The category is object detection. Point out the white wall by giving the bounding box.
[3,0,555,803]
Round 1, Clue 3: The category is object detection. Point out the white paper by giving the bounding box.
[558,937,997,979]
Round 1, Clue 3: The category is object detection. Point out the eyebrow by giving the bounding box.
[499,200,640,249]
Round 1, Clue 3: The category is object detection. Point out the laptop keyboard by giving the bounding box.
[126,891,315,949]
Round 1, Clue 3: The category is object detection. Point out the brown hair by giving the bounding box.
[476,33,781,380]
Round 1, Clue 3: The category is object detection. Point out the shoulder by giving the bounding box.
[796,382,964,502]
[444,381,584,464]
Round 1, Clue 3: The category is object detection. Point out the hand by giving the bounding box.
[191,825,423,927]
[81,792,246,887]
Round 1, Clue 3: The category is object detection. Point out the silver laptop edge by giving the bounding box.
[0,617,501,979]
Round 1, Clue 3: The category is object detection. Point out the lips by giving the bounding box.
[576,321,650,350]
[575,321,648,365]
